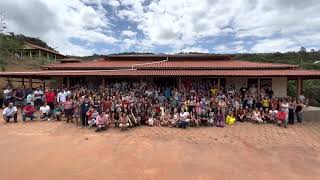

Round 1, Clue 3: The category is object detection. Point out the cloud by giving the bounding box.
[0,0,116,56]
[250,38,300,53]
[177,46,209,53]
[1,0,320,55]
[121,30,136,37]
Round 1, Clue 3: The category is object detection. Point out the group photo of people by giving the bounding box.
[1,79,307,132]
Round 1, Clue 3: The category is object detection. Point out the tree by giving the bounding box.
[299,46,307,66]
[0,33,23,71]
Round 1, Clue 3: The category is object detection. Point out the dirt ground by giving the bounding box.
[0,112,320,180]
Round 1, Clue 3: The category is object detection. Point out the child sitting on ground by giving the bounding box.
[226,111,236,125]
[88,108,99,127]
[95,111,109,132]
[119,112,129,130]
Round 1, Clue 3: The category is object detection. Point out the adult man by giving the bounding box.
[3,86,13,106]
[45,89,56,110]
[295,100,304,123]
[57,89,67,103]
[22,103,36,122]
[240,85,247,97]
[34,87,44,108]
[3,103,18,123]
[14,86,25,112]
[26,91,35,106]
[40,102,51,120]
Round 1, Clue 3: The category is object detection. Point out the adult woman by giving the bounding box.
[218,98,227,115]
[216,107,225,127]
[190,107,200,127]
[252,108,263,123]
[281,98,289,123]
[64,96,74,123]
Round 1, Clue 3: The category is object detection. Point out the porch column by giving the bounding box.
[217,78,221,90]
[177,77,182,90]
[43,80,46,90]
[29,77,32,88]
[296,77,303,96]
[47,52,49,59]
[29,50,32,58]
[102,78,105,89]
[257,78,261,96]
[38,50,41,58]
[66,77,70,89]
[22,78,24,86]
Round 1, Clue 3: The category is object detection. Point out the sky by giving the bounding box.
[0,0,319,56]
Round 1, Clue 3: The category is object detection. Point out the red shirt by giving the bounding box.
[102,100,112,111]
[23,105,35,116]
[45,91,56,103]
[277,112,286,121]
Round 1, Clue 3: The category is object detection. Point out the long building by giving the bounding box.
[1,54,320,97]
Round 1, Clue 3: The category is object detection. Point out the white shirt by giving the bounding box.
[27,94,35,105]
[3,106,17,116]
[40,105,50,114]
[180,112,189,120]
[34,90,44,99]
[4,89,12,99]
[58,92,67,103]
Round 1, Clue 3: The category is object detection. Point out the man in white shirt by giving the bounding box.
[3,103,18,123]
[57,90,67,103]
[34,88,44,108]
[40,101,51,120]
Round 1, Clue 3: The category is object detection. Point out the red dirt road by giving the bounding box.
[0,116,320,180]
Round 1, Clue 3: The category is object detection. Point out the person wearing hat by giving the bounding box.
[22,102,36,122]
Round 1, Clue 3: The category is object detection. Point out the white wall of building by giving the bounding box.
[272,77,287,97]
[225,77,287,97]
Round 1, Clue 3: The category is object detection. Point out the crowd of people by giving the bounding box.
[1,80,307,132]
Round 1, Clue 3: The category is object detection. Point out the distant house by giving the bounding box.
[17,42,66,60]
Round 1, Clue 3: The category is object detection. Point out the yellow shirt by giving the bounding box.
[226,115,236,125]
[262,99,270,107]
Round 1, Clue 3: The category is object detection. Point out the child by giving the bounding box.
[208,110,215,126]
[119,112,129,130]
[226,111,236,125]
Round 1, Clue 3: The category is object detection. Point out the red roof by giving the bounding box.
[1,55,320,78]
[44,58,297,70]
[1,69,320,78]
